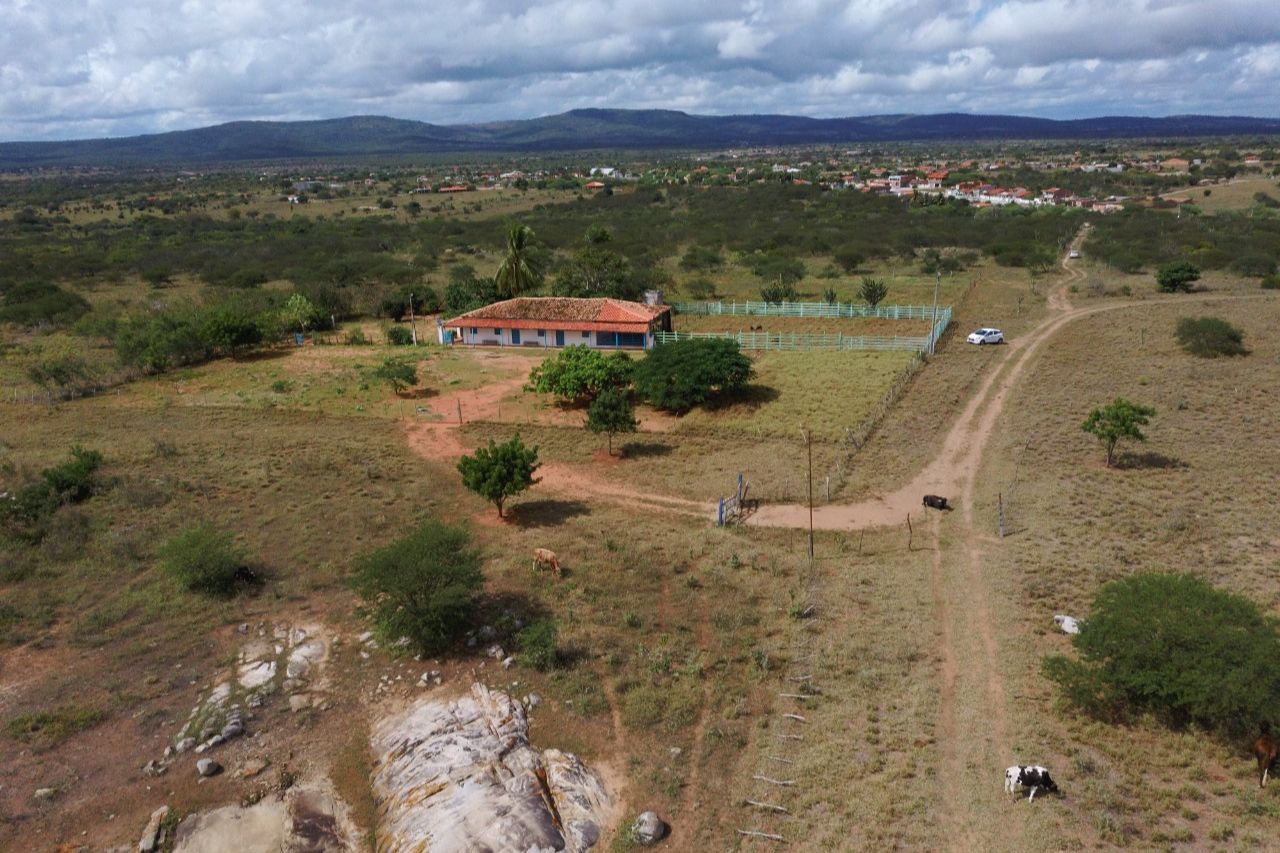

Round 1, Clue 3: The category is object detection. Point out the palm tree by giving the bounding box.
[494,223,544,298]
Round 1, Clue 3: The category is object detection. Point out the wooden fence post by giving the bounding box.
[906,513,913,551]
[998,492,1005,539]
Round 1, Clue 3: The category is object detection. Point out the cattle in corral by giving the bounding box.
[532,548,562,578]
[922,494,950,510]
[1005,765,1059,801]
[1254,723,1278,788]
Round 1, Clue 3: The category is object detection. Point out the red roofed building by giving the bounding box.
[442,297,673,349]
[585,181,606,189]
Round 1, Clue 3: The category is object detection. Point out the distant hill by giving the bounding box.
[3,109,1280,168]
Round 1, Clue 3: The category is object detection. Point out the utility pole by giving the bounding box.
[801,427,814,564]
[929,270,941,356]
[408,292,418,346]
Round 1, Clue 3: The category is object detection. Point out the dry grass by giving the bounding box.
[1164,177,1280,212]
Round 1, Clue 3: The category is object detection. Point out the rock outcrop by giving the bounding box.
[371,683,613,852]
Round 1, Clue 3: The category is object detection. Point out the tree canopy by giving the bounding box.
[1174,316,1247,358]
[1155,259,1201,293]
[526,345,633,403]
[494,223,545,298]
[633,338,753,414]
[1043,573,1280,738]
[586,387,639,455]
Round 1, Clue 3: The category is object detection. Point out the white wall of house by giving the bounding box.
[447,325,653,349]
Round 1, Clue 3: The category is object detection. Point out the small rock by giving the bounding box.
[501,656,515,670]
[486,644,505,660]
[241,758,269,779]
[194,742,209,755]
[142,760,167,778]
[289,694,312,712]
[1054,614,1081,635]
[357,631,374,644]
[669,747,683,758]
[205,734,225,749]
[632,811,667,845]
[359,651,371,660]
[526,693,542,708]
[237,623,249,634]
[479,625,497,640]
[196,759,221,777]
[138,804,170,852]
[221,721,244,739]
[162,746,173,759]
[33,787,57,802]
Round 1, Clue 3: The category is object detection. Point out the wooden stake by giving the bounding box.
[744,799,791,814]
[736,829,786,842]
[907,513,913,551]
[752,775,796,786]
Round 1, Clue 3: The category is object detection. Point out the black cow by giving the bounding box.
[922,494,950,511]
[1005,765,1059,801]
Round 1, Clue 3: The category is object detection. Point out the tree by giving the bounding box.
[1155,259,1201,293]
[372,357,417,395]
[584,224,612,244]
[858,276,889,308]
[634,338,753,413]
[587,387,639,455]
[1081,398,1156,467]
[200,302,265,356]
[457,435,541,518]
[822,286,838,305]
[552,246,638,300]
[444,276,499,316]
[494,223,544,298]
[1175,316,1247,358]
[1042,573,1280,738]
[527,345,633,403]
[280,293,318,334]
[27,355,93,397]
[349,521,483,654]
[160,523,252,597]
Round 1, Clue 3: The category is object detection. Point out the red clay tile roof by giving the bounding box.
[443,297,669,333]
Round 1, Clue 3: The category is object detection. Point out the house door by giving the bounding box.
[510,329,521,345]
[555,330,565,346]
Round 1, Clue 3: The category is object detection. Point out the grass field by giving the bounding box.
[1164,176,1280,212]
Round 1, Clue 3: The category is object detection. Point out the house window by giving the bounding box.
[537,329,546,337]
[493,329,501,335]
[581,331,590,338]
[470,328,478,335]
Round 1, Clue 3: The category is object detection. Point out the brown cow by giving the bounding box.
[532,548,562,578]
[1254,722,1278,788]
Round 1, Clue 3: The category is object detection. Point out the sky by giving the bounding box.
[3,0,1280,141]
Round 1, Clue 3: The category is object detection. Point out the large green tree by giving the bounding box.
[494,223,544,298]
[1156,259,1201,293]
[1081,398,1156,467]
[633,339,753,414]
[457,435,541,518]
[552,246,639,300]
[1043,573,1280,737]
[526,345,633,403]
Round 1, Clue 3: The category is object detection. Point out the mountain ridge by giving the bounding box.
[3,109,1279,168]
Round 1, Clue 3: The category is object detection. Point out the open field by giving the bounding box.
[7,174,1280,851]
[1164,176,1280,212]
[674,314,933,337]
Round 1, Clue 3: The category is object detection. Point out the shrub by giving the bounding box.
[518,619,559,671]
[1155,259,1201,293]
[0,281,90,327]
[833,245,864,274]
[1262,274,1280,290]
[679,245,723,272]
[7,705,107,749]
[858,276,889,308]
[1175,316,1247,358]
[586,387,638,455]
[457,434,540,518]
[159,523,251,596]
[41,446,104,503]
[759,279,798,304]
[633,338,753,413]
[371,357,417,394]
[343,327,372,345]
[349,521,483,654]
[1043,573,1280,737]
[385,325,414,346]
[684,278,717,300]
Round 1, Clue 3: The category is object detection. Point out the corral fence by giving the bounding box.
[672,300,942,320]
[657,305,952,353]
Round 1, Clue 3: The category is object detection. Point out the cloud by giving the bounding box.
[0,0,1278,140]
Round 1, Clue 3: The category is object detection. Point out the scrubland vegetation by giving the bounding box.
[3,146,1280,849]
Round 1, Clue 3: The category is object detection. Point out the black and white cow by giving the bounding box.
[1004,765,1059,801]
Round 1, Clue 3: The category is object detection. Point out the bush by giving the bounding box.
[0,281,90,327]
[684,277,717,300]
[634,338,753,413]
[858,276,889,308]
[1175,316,1247,358]
[349,521,483,654]
[372,357,418,394]
[1262,274,1280,290]
[385,324,414,346]
[679,245,723,272]
[41,446,104,503]
[1155,259,1201,292]
[159,523,251,596]
[1081,398,1156,467]
[1043,573,1280,737]
[518,618,559,671]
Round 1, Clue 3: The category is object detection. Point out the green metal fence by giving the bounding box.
[672,300,943,320]
[657,306,951,353]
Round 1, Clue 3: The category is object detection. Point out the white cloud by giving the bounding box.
[0,0,1277,140]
